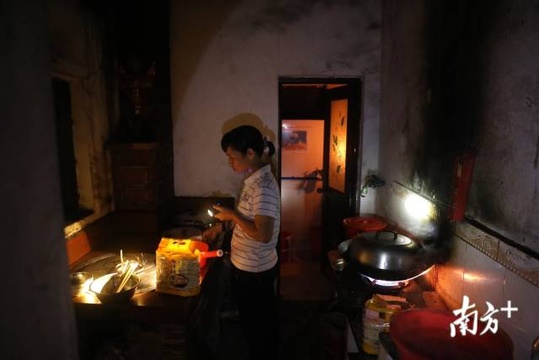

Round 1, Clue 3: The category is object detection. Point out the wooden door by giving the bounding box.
[320,82,361,260]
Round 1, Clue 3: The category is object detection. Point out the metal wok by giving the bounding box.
[337,231,433,281]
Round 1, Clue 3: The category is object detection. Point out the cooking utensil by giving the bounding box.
[337,231,432,281]
[116,261,139,293]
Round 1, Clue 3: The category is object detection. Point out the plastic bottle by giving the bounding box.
[362,294,406,355]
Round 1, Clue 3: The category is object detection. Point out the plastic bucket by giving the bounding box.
[389,309,514,360]
[343,216,387,238]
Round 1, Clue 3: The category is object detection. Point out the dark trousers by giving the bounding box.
[231,263,279,360]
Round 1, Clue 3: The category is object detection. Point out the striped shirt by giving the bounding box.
[231,164,280,272]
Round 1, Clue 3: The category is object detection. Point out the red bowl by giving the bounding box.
[389,308,513,360]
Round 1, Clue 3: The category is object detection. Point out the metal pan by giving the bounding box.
[337,231,433,281]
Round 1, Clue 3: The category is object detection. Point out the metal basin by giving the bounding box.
[90,273,141,304]
[72,252,156,294]
[70,272,93,296]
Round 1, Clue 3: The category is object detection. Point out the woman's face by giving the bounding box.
[225,146,254,174]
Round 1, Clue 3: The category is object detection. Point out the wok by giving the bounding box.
[337,231,433,281]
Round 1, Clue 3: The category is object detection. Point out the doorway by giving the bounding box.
[277,78,362,300]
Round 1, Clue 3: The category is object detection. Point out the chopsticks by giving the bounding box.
[116,260,138,293]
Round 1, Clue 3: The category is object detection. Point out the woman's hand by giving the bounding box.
[233,214,274,243]
[202,222,222,243]
[212,204,274,243]
[212,204,235,222]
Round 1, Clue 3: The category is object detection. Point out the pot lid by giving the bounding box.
[359,231,415,247]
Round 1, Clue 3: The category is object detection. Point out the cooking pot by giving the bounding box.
[337,231,432,281]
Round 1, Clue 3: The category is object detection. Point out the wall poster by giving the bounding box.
[282,128,308,151]
[280,120,324,178]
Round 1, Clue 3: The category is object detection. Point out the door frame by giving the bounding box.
[278,77,363,262]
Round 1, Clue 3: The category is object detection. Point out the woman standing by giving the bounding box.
[204,125,280,360]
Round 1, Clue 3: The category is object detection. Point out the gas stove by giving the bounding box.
[332,263,434,359]
[360,275,410,294]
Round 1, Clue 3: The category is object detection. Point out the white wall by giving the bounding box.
[281,119,324,259]
[358,73,382,214]
[170,0,381,202]
[434,233,539,360]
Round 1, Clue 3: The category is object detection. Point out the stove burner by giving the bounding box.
[361,275,409,290]
[359,265,436,292]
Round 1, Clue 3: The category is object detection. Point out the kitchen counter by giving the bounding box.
[71,231,232,360]
[71,250,211,323]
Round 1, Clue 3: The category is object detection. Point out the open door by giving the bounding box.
[320,82,360,260]
[278,79,361,300]
[278,79,361,264]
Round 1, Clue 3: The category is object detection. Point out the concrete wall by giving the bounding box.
[379,1,539,358]
[379,0,539,253]
[170,0,381,214]
[0,0,79,358]
[463,1,539,254]
[48,0,114,237]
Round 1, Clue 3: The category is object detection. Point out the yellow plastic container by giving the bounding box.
[362,294,407,355]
